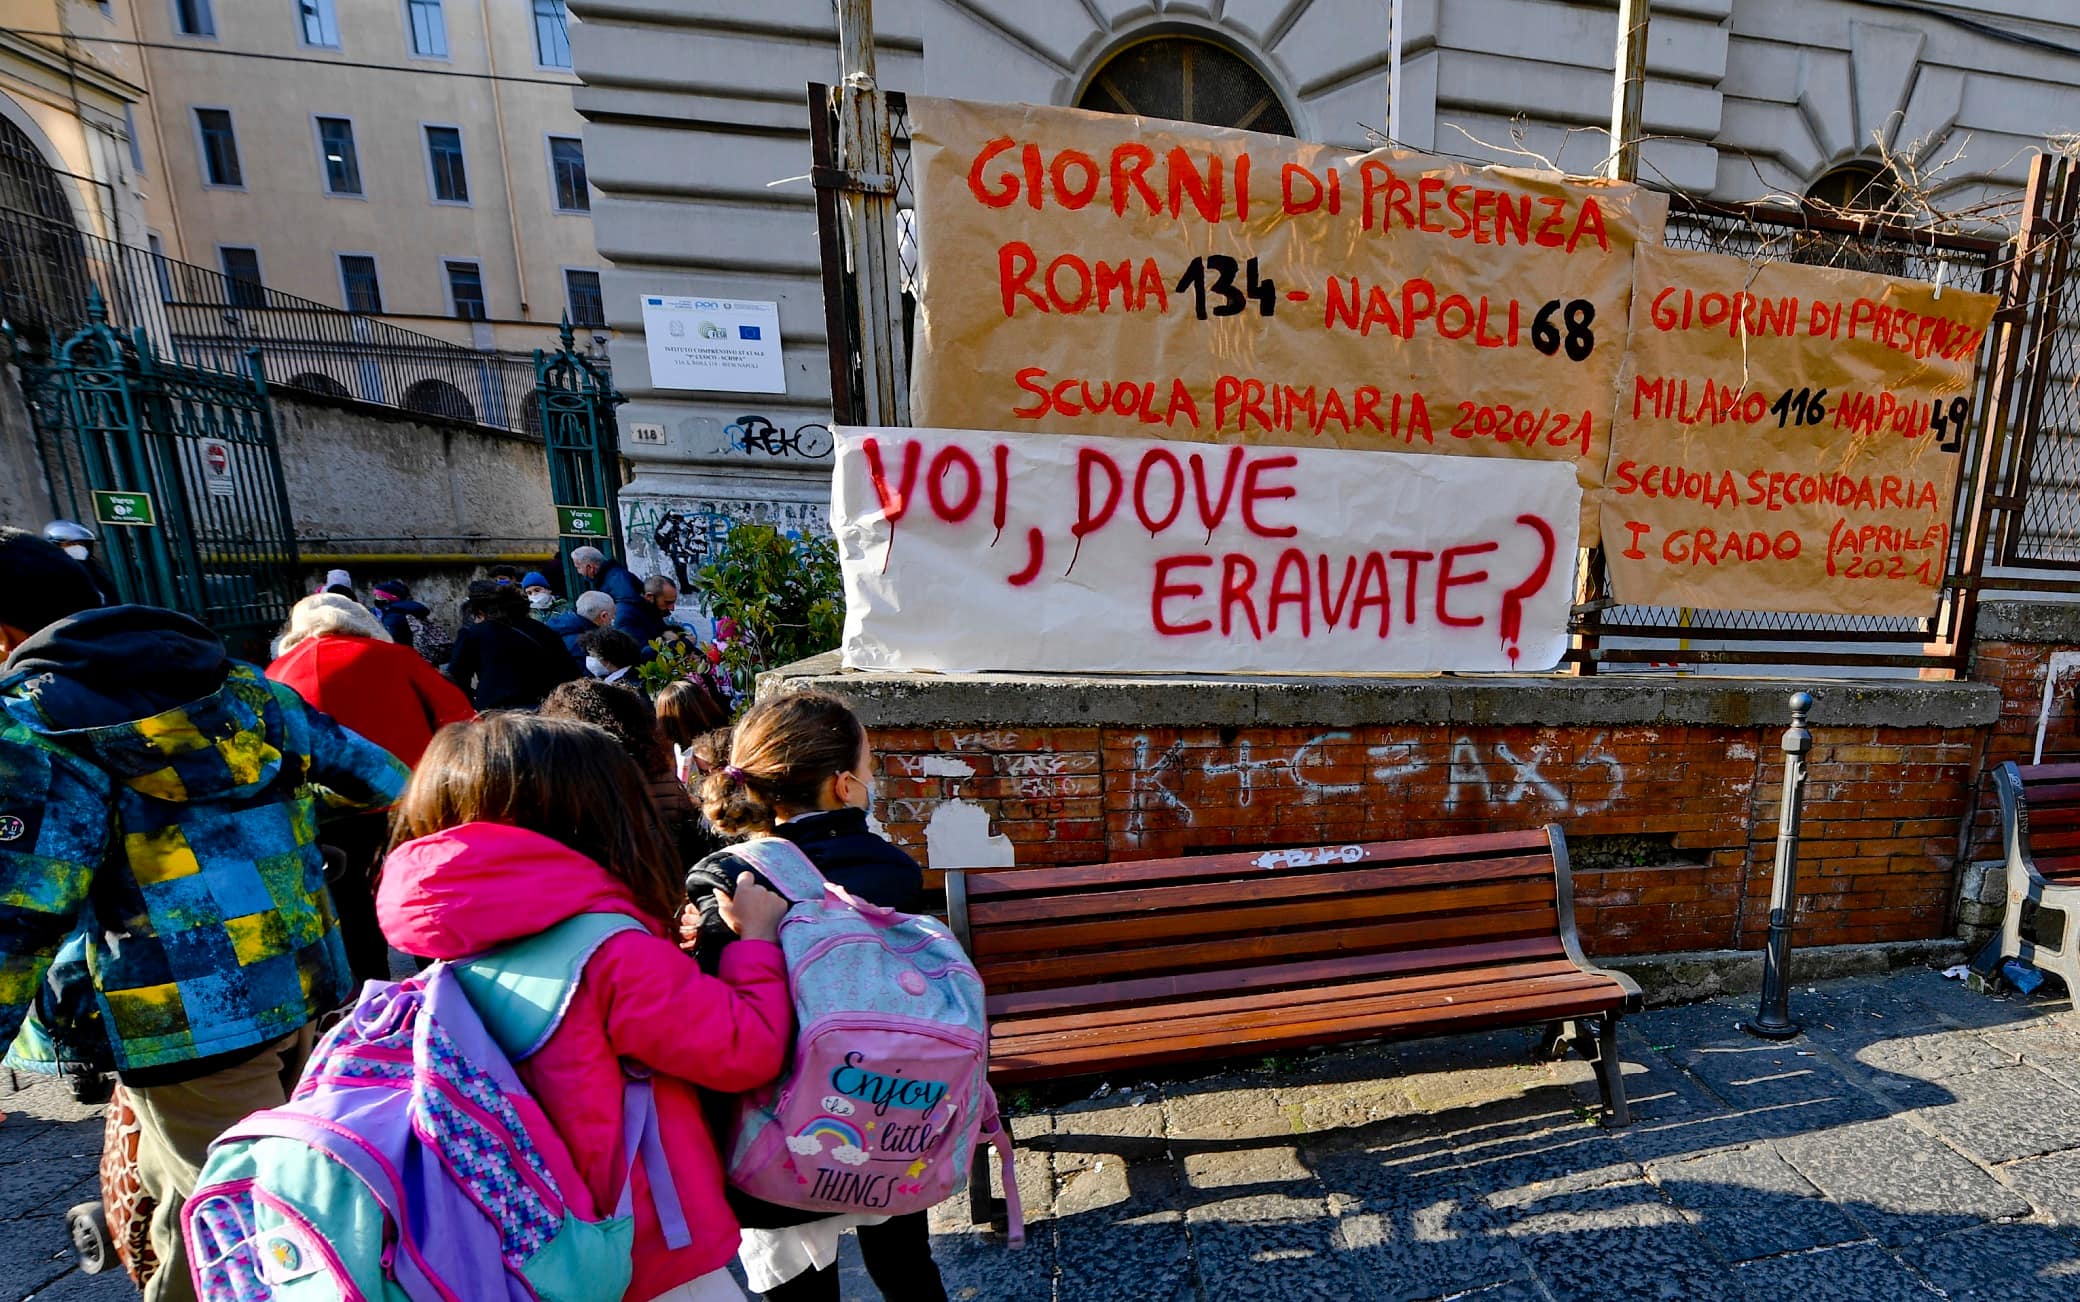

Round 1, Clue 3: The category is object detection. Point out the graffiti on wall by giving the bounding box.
[622,493,830,588]
[1122,730,1636,843]
[676,414,836,460]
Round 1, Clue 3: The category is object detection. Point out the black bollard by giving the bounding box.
[1743,691,1814,1040]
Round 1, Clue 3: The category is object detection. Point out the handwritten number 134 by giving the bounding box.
[1175,255,1277,320]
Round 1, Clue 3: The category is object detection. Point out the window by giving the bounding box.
[445,260,485,320]
[174,0,215,37]
[123,105,144,173]
[298,0,339,47]
[533,0,571,68]
[312,116,362,196]
[195,108,242,187]
[147,233,174,301]
[220,246,264,309]
[1077,35,1293,136]
[339,254,383,313]
[548,136,588,212]
[406,0,446,57]
[564,269,603,327]
[424,125,468,203]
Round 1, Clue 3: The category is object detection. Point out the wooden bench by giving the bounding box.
[1990,760,2080,993]
[946,825,1642,1220]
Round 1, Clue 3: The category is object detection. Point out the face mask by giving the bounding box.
[584,655,610,677]
[62,545,88,561]
[528,591,554,609]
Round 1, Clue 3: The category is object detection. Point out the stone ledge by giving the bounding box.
[1605,938,1969,1006]
[1975,598,2080,645]
[764,654,2001,730]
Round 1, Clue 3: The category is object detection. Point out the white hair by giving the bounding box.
[574,590,615,621]
[570,546,606,567]
[277,592,392,654]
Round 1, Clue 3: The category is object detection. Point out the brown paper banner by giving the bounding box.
[1600,245,1997,618]
[907,96,1670,544]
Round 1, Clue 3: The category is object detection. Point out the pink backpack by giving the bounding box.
[718,838,1022,1244]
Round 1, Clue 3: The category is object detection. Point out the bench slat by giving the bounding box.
[975,905,1563,990]
[960,829,1552,898]
[967,853,1558,927]
[2022,804,2080,831]
[2019,762,2080,784]
[2020,782,2080,811]
[2024,826,2080,853]
[986,975,1625,1079]
[989,958,1593,1040]
[968,878,1558,959]
[983,935,1566,1019]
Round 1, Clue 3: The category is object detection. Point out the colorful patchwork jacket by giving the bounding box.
[0,607,410,1079]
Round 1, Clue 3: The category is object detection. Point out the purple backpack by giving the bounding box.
[182,913,687,1301]
[720,837,1022,1245]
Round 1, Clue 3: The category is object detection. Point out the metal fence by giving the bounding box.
[0,202,549,437]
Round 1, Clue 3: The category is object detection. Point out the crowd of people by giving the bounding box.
[0,524,948,1302]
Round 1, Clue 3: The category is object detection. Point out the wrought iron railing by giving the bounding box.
[0,202,565,437]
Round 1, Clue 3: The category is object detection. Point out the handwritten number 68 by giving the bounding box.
[1175,255,1277,320]
[1531,299,1596,361]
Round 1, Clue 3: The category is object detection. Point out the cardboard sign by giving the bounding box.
[1600,246,1997,617]
[906,97,1669,541]
[833,426,1581,675]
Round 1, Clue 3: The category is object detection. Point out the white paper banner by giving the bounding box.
[834,427,1582,675]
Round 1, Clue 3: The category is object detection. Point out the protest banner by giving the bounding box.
[906,96,1669,542]
[832,426,1582,675]
[1600,245,1998,617]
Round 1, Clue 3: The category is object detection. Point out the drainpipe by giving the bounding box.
[478,0,531,322]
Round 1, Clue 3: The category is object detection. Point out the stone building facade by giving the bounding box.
[565,0,2080,562]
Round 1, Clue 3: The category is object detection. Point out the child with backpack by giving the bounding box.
[686,691,956,1302]
[377,714,796,1302]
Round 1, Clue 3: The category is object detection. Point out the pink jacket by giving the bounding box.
[377,823,791,1299]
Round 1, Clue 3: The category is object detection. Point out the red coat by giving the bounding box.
[266,633,474,766]
[378,823,792,1299]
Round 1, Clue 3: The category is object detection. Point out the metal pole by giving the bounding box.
[1607,0,1652,182]
[1743,691,1814,1041]
[833,0,909,426]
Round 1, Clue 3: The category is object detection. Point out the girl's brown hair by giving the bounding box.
[392,712,684,921]
[697,690,866,839]
[654,678,730,749]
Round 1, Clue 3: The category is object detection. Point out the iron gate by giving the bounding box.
[534,318,626,596]
[17,292,301,662]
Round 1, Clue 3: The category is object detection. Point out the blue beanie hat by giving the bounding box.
[521,571,553,589]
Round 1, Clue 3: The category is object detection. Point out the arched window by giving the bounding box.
[1808,161,1901,215]
[1078,35,1294,137]
[0,111,90,346]
[403,378,476,424]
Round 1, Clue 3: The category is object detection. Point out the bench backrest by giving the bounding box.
[2001,760,2080,880]
[946,826,1585,1016]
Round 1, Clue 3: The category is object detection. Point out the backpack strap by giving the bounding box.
[726,835,830,905]
[453,912,649,1061]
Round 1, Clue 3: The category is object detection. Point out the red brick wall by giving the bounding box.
[1969,639,2080,858]
[867,720,1982,957]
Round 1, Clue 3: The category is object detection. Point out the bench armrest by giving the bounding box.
[1548,823,1643,1012]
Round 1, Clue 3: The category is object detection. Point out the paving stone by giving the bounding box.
[1842,1028,2024,1083]
[1047,1091,1166,1162]
[1910,1063,2080,1164]
[1983,1015,2080,1085]
[1999,1148,2080,1225]
[1627,999,1757,1052]
[1648,1142,1863,1262]
[0,1213,84,1302]
[1437,1282,1555,1302]
[18,1268,132,1302]
[0,1123,102,1167]
[1777,1119,2030,1246]
[1882,966,2063,1030]
[1162,1076,1295,1142]
[1275,1075,1424,1137]
[1181,1144,1317,1196]
[1896,1222,2080,1301]
[1308,1140,1534,1302]
[1496,1182,1741,1302]
[0,1164,100,1221]
[1187,1192,1376,1301]
[1675,1038,1890,1139]
[1051,1158,1195,1302]
[1729,1241,1940,1301]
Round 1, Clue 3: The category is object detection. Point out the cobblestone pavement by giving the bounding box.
[9,965,2080,1300]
